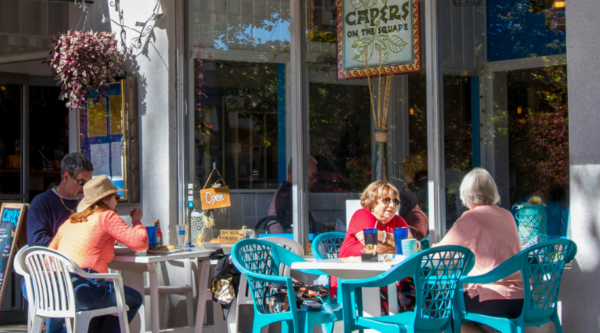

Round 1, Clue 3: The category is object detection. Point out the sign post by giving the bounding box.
[337,0,421,79]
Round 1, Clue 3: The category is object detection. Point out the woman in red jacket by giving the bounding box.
[332,181,416,314]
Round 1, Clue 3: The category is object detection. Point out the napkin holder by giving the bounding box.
[360,252,378,262]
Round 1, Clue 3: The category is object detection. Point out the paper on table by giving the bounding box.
[110,142,124,179]
[90,143,110,176]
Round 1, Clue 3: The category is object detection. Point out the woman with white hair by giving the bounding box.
[436,168,523,333]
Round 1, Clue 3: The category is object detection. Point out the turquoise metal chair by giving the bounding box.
[231,239,342,333]
[312,232,346,260]
[453,239,577,333]
[339,246,475,333]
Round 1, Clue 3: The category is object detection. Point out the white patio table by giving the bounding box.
[109,243,229,333]
[292,255,406,329]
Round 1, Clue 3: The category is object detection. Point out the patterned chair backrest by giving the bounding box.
[312,232,346,260]
[412,247,474,330]
[521,239,576,323]
[232,239,286,314]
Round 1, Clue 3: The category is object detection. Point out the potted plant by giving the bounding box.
[44,30,125,110]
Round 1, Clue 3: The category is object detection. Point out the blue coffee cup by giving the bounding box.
[393,227,409,255]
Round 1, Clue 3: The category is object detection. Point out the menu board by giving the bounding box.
[0,203,27,305]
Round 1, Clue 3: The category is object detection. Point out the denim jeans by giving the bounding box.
[71,269,143,333]
[21,278,66,333]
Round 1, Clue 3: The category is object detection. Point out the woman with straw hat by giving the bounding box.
[49,175,149,332]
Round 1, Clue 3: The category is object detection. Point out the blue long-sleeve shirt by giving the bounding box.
[27,189,78,246]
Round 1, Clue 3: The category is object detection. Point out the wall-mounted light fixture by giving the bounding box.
[554,1,566,9]
[410,107,415,115]
[518,106,522,114]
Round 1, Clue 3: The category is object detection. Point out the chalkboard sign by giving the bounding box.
[0,203,27,306]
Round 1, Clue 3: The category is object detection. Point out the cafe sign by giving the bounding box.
[199,168,232,210]
[337,0,421,79]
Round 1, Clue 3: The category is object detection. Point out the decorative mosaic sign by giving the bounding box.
[337,0,421,79]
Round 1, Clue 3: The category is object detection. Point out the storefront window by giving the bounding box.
[185,0,291,242]
[439,0,569,244]
[0,84,22,196]
[302,0,429,249]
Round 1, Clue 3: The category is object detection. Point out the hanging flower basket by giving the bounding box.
[452,0,481,6]
[44,30,125,111]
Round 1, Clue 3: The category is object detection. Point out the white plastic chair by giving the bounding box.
[227,236,304,333]
[13,245,34,332]
[23,246,130,333]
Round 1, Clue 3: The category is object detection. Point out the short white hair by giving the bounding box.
[459,168,500,209]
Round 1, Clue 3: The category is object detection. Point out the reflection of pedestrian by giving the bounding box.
[312,155,339,193]
[402,154,428,212]
[265,157,326,234]
[399,191,429,240]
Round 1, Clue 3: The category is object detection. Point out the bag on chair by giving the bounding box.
[210,249,241,319]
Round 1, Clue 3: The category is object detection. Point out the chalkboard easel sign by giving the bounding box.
[0,203,27,306]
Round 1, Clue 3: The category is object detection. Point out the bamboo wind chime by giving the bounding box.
[365,44,393,181]
[365,44,393,134]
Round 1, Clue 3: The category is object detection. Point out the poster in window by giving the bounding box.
[79,81,128,200]
[337,0,421,79]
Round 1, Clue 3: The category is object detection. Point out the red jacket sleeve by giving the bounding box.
[339,209,377,258]
[100,211,149,252]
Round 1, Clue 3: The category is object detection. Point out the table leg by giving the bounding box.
[195,259,211,333]
[362,287,381,333]
[147,263,161,333]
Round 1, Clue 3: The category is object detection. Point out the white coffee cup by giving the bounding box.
[401,238,422,257]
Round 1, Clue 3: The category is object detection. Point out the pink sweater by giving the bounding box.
[437,205,524,301]
[49,210,149,273]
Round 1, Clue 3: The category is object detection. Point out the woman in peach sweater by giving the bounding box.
[436,168,523,333]
[50,175,149,333]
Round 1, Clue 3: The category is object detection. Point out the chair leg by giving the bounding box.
[65,317,73,333]
[159,293,167,329]
[322,322,334,333]
[551,312,563,333]
[75,312,92,333]
[186,290,195,327]
[30,316,44,333]
[119,310,131,333]
[281,320,292,333]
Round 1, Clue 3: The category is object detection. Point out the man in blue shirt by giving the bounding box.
[25,152,93,333]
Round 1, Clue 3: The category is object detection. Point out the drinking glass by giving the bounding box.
[176,224,187,249]
[145,226,157,249]
[393,227,409,254]
[363,228,378,255]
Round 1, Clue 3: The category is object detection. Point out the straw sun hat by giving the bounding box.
[77,175,127,213]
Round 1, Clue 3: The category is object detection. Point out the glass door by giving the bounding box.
[0,73,28,205]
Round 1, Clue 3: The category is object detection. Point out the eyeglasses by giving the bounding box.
[72,176,88,186]
[308,172,318,179]
[381,197,400,206]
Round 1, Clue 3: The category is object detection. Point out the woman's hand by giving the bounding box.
[355,231,365,245]
[130,207,143,222]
